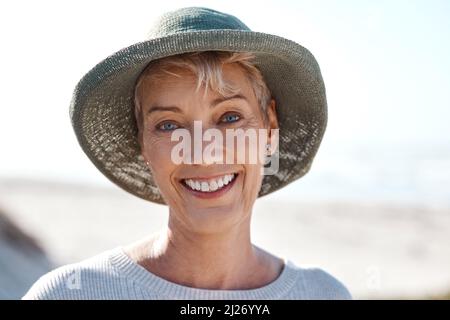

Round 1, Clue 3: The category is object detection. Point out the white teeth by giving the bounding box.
[210,180,218,191]
[223,174,233,185]
[183,174,236,193]
[201,182,209,192]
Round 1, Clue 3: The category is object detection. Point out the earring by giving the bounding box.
[265,143,271,155]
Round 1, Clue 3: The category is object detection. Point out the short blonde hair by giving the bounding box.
[133,51,272,133]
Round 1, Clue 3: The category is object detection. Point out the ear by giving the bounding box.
[135,117,147,167]
[141,150,153,171]
[266,98,279,155]
[135,106,145,152]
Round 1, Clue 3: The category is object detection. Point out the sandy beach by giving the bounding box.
[1,178,449,299]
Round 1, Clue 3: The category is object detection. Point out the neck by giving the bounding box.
[128,211,274,290]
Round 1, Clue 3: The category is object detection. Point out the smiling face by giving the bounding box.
[135,53,278,234]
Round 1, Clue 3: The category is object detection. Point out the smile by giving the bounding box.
[179,172,239,199]
[182,173,237,192]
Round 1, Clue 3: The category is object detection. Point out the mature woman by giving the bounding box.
[23,7,351,300]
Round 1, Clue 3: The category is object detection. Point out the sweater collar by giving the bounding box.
[108,246,300,299]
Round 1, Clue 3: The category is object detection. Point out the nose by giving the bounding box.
[190,120,225,165]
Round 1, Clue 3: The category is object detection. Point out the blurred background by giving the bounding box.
[0,0,449,299]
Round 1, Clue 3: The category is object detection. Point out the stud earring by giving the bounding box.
[266,143,272,155]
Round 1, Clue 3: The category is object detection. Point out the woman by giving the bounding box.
[23,7,351,300]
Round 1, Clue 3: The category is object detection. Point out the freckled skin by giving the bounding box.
[125,63,283,290]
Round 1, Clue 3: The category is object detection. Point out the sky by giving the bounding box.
[0,0,449,198]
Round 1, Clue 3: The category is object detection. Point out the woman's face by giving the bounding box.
[138,63,278,233]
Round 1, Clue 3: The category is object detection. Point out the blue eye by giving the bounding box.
[221,113,240,123]
[158,122,179,131]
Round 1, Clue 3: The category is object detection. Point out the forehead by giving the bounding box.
[138,63,255,106]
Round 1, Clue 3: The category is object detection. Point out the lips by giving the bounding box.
[182,173,237,192]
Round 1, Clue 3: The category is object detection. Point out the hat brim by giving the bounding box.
[70,29,327,205]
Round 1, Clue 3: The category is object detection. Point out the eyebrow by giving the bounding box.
[146,93,248,115]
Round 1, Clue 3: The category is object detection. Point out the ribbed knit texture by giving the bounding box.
[22,247,352,300]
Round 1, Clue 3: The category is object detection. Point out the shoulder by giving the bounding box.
[286,262,352,300]
[22,247,125,300]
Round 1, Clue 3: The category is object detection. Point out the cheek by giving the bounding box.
[141,134,177,174]
[238,119,267,197]
[233,119,269,167]
[242,163,264,202]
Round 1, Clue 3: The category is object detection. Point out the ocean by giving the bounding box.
[277,140,450,207]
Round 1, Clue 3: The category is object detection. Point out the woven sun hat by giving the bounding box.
[69,6,328,205]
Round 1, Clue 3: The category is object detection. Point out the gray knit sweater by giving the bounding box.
[22,246,352,300]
